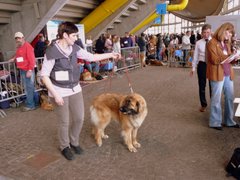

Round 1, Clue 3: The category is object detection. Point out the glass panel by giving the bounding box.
[228,0,234,9]
[169,25,174,33]
[163,14,168,24]
[234,0,239,6]
[144,1,240,36]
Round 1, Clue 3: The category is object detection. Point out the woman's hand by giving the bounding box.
[54,94,64,106]
[112,53,121,59]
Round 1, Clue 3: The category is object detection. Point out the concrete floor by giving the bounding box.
[0,66,239,180]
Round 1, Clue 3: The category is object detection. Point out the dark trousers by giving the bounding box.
[182,49,189,67]
[197,61,211,107]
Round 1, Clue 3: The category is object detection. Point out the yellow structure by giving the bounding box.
[80,0,128,33]
[130,0,188,34]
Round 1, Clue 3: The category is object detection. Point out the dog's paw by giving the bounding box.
[128,146,137,153]
[133,142,141,148]
[102,134,109,139]
[96,140,102,147]
[97,142,102,147]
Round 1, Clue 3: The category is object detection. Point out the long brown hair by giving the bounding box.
[213,22,235,42]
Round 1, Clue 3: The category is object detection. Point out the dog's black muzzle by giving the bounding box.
[119,106,138,115]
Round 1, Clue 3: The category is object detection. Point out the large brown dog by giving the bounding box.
[90,93,147,152]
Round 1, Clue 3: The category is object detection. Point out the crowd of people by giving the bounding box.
[7,20,240,162]
[89,30,203,69]
[29,28,206,76]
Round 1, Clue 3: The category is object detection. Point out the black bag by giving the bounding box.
[226,148,240,179]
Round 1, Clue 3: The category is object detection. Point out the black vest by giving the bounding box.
[45,43,80,89]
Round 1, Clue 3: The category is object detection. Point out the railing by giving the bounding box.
[116,46,140,71]
[0,57,44,105]
[0,47,141,115]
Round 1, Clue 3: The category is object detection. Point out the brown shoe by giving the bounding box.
[199,106,207,112]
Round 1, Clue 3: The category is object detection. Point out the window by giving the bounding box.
[228,0,234,9]
[169,25,174,33]
[234,0,239,6]
[144,0,240,36]
[176,24,181,33]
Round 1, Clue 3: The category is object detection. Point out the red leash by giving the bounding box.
[104,68,114,92]
[104,58,134,93]
[121,57,134,93]
[103,57,134,93]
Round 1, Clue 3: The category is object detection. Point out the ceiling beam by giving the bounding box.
[53,16,79,23]
[67,0,97,9]
[57,10,85,18]
[121,11,130,17]
[0,11,12,18]
[61,6,88,14]
[137,0,147,4]
[114,19,122,23]
[128,4,139,11]
[0,0,21,5]
[0,17,10,24]
[0,2,21,12]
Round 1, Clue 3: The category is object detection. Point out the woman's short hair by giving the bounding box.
[213,22,235,42]
[57,21,78,39]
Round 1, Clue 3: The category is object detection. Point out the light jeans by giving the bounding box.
[157,48,163,61]
[20,70,35,108]
[209,76,236,127]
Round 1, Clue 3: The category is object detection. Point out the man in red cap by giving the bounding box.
[9,32,36,111]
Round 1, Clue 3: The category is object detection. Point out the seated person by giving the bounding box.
[99,59,115,72]
[146,42,156,64]
[78,59,102,80]
[85,61,100,75]
[148,42,156,58]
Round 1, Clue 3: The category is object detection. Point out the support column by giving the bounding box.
[0,0,68,59]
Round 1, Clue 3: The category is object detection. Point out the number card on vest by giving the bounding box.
[55,71,69,81]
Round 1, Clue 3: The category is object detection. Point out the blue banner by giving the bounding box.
[156,3,167,15]
[154,17,161,24]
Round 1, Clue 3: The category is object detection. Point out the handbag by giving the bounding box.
[226,148,240,179]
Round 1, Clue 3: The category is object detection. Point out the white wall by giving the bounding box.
[206,15,240,39]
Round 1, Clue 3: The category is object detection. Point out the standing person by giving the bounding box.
[156,34,164,61]
[196,30,202,41]
[75,36,85,49]
[181,31,191,67]
[207,22,239,130]
[85,35,93,52]
[130,34,136,46]
[112,35,121,70]
[34,34,46,57]
[41,22,121,160]
[138,32,147,68]
[112,35,121,54]
[95,34,105,54]
[190,24,212,112]
[190,30,196,48]
[121,32,133,48]
[9,32,36,112]
[104,33,113,53]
